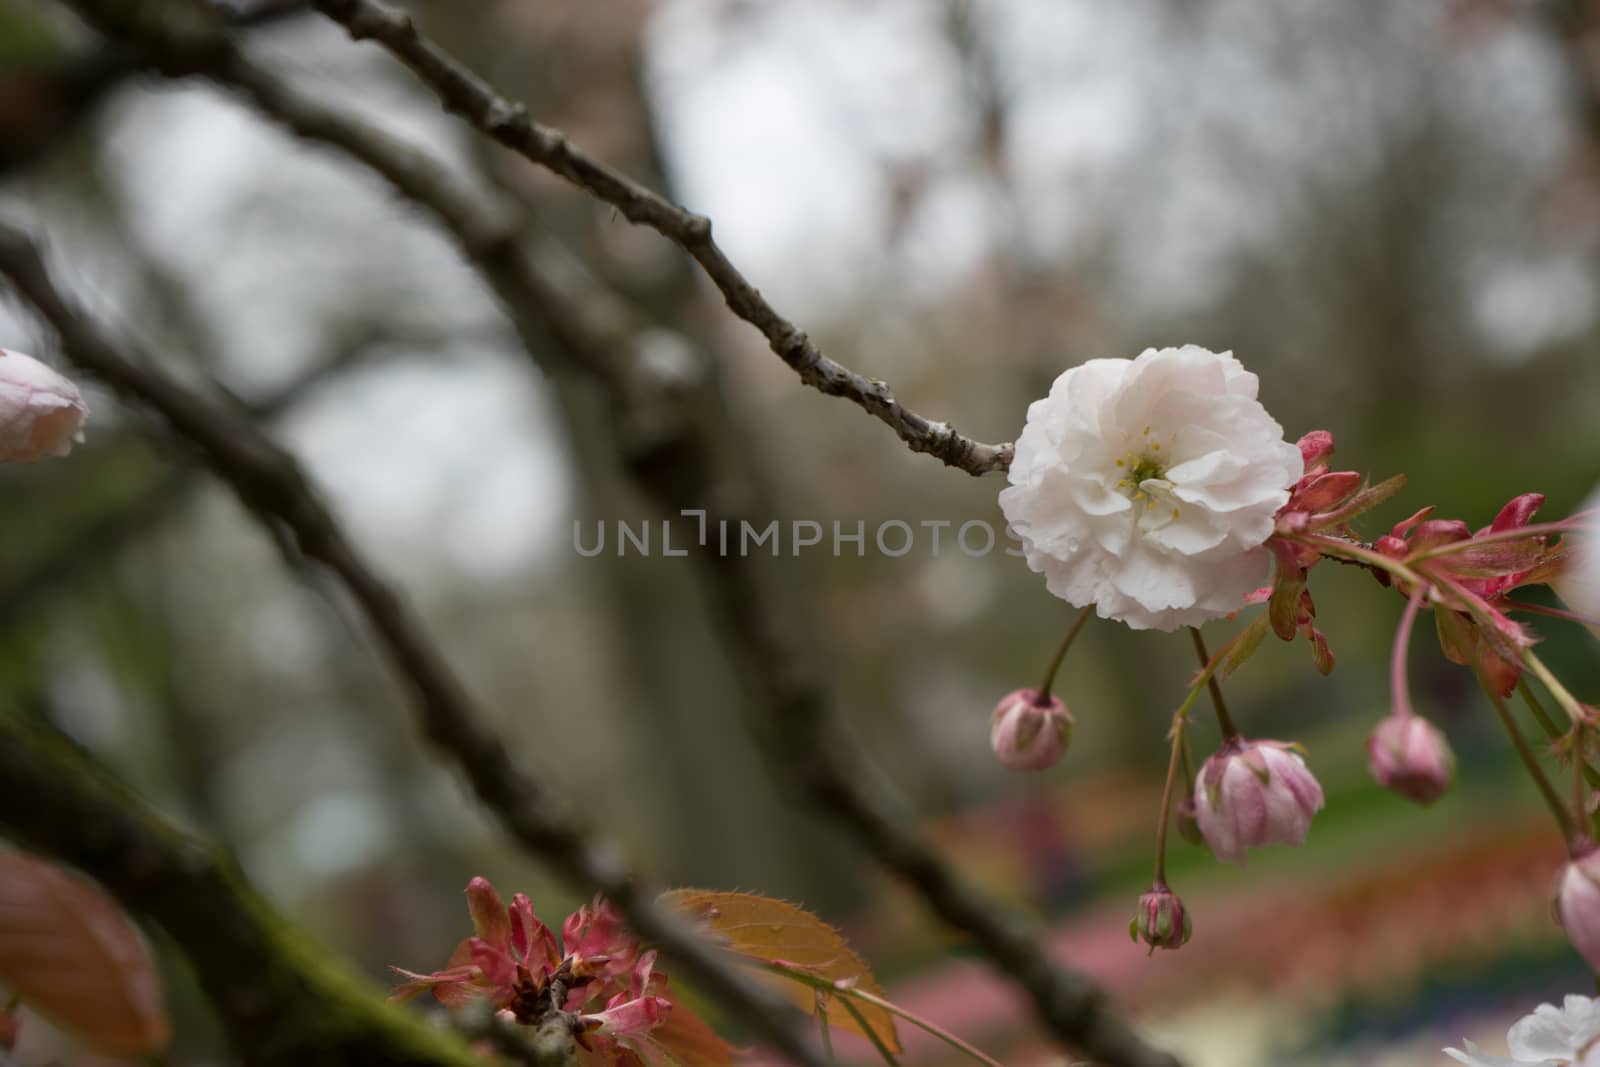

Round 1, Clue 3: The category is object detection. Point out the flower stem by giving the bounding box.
[1523,648,1590,729]
[1188,628,1239,738]
[815,992,835,1063]
[1033,604,1093,705]
[1505,599,1600,631]
[1153,710,1187,886]
[1480,665,1573,840]
[1389,586,1426,720]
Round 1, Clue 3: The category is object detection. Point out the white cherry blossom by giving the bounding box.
[1447,995,1600,1066]
[999,345,1302,630]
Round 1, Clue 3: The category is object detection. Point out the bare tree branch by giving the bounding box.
[299,0,1013,477]
[0,224,821,1067]
[31,10,1177,1064]
[0,709,486,1067]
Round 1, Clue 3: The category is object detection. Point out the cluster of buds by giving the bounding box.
[392,878,678,1059]
[990,413,1599,964]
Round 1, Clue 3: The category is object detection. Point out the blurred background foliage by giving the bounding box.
[1,0,1598,1064]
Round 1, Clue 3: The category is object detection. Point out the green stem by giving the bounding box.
[1152,712,1186,886]
[757,961,1003,1067]
[1524,648,1591,729]
[1033,605,1093,704]
[836,996,900,1067]
[815,992,835,1063]
[840,988,1006,1067]
[1480,667,1573,840]
[1188,628,1239,738]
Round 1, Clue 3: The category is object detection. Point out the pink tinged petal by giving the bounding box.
[388,965,482,1003]
[1390,506,1437,539]
[1491,493,1546,534]
[468,938,517,994]
[1293,470,1363,513]
[1509,996,1598,1060]
[0,349,89,462]
[1069,477,1134,517]
[1296,430,1335,470]
[509,893,560,969]
[466,877,512,949]
[588,996,672,1038]
[1443,1041,1532,1067]
[1560,858,1600,973]
[1408,519,1473,553]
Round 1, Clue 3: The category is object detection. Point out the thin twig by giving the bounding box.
[306,0,1013,477]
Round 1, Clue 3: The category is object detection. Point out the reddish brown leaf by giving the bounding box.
[0,851,169,1056]
[635,992,738,1067]
[659,889,899,1052]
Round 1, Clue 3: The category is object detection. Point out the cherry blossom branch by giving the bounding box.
[0,225,822,1067]
[303,0,1013,477]
[34,12,1174,1066]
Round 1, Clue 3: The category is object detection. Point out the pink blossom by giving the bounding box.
[1367,714,1454,806]
[988,688,1073,771]
[388,876,708,1067]
[1194,737,1325,866]
[1557,845,1600,974]
[0,347,88,462]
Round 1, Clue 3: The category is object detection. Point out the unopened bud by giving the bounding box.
[988,688,1073,771]
[1194,737,1324,866]
[1555,842,1600,973]
[1367,714,1454,806]
[1129,883,1191,954]
[0,348,88,462]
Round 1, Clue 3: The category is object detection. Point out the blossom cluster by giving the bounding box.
[392,878,688,1065]
[991,343,1594,975]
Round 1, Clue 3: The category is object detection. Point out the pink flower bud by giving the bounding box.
[988,688,1072,771]
[0,348,88,462]
[1556,844,1600,973]
[1129,883,1192,953]
[1194,737,1325,866]
[1367,715,1454,805]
